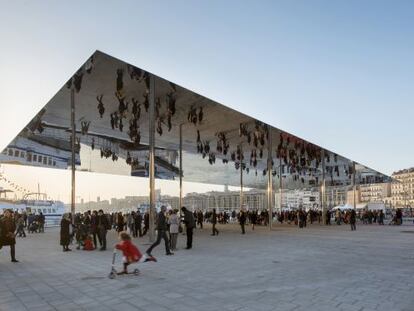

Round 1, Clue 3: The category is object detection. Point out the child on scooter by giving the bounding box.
[115,231,155,274]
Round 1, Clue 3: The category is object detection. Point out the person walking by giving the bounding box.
[38,212,45,233]
[146,206,173,256]
[60,213,72,252]
[16,215,26,237]
[168,210,180,251]
[116,212,124,233]
[97,210,109,251]
[378,210,385,225]
[197,210,204,229]
[239,209,246,234]
[211,208,219,236]
[326,210,331,225]
[143,211,149,236]
[350,209,356,231]
[181,207,195,249]
[0,209,19,262]
[250,210,257,230]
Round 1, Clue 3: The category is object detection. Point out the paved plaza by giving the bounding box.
[1,223,413,311]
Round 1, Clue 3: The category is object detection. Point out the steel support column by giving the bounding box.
[279,157,282,213]
[179,123,183,213]
[321,150,326,225]
[267,130,273,230]
[148,75,156,243]
[70,88,76,217]
[353,161,356,210]
[240,144,243,210]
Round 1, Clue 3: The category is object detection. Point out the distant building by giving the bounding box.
[184,189,266,211]
[346,189,361,206]
[359,183,391,203]
[325,186,347,208]
[391,168,414,208]
[275,189,319,210]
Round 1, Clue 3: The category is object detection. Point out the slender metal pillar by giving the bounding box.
[179,123,183,213]
[321,150,326,225]
[148,75,156,242]
[279,157,282,213]
[352,161,356,210]
[70,88,76,218]
[267,130,273,229]
[240,144,243,210]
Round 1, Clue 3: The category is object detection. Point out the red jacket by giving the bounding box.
[115,240,142,262]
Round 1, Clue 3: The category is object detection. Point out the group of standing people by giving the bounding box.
[60,206,198,257]
[60,209,110,252]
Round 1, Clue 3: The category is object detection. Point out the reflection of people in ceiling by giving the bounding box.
[96,95,105,118]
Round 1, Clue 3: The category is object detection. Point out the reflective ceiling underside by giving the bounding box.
[0,51,391,190]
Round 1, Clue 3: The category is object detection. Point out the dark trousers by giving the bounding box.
[350,222,356,231]
[17,226,26,237]
[240,223,245,234]
[98,228,107,249]
[186,227,193,248]
[197,221,203,229]
[143,225,148,236]
[212,223,219,235]
[146,230,170,255]
[8,244,16,260]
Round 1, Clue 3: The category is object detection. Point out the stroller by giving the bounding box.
[108,248,157,279]
[28,221,39,233]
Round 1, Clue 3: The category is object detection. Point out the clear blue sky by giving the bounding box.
[0,1,413,201]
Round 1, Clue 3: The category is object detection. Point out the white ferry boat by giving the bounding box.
[0,193,66,227]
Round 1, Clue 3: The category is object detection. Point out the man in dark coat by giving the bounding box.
[349,209,356,231]
[239,209,246,234]
[38,212,45,233]
[97,210,109,251]
[181,207,195,249]
[197,210,204,229]
[143,211,149,236]
[146,206,173,256]
[0,209,18,262]
[211,208,219,236]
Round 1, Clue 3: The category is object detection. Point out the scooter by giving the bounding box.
[108,248,157,279]
[108,249,140,279]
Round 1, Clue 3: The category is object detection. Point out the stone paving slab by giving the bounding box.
[1,223,414,311]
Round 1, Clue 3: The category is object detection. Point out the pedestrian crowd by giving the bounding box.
[59,207,197,257]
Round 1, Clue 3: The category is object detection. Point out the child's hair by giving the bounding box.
[119,231,131,241]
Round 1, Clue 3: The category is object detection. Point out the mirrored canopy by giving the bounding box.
[0,51,391,190]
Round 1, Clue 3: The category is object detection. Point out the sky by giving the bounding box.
[0,0,413,203]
